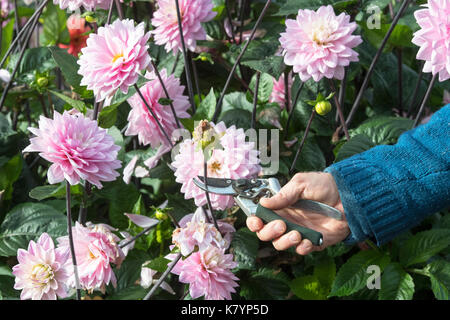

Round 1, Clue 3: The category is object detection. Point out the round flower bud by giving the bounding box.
[85,15,97,23]
[155,209,168,220]
[36,76,49,88]
[315,100,332,116]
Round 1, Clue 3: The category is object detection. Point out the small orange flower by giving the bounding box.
[58,14,91,57]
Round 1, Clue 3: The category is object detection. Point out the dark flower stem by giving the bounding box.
[406,61,425,118]
[174,0,196,113]
[134,84,174,147]
[212,0,272,123]
[66,181,82,300]
[413,73,437,128]
[251,71,261,129]
[203,161,222,235]
[13,0,21,51]
[238,0,246,44]
[336,69,348,125]
[190,52,202,102]
[225,0,236,44]
[328,79,349,140]
[115,0,124,19]
[170,51,180,75]
[345,0,411,128]
[107,0,114,24]
[283,80,304,141]
[119,223,159,249]
[143,253,182,300]
[289,109,316,176]
[284,70,291,112]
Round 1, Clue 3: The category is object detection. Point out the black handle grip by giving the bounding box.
[255,204,323,246]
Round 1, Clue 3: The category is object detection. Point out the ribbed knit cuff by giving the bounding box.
[325,156,408,246]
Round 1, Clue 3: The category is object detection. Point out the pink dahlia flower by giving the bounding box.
[54,0,111,11]
[125,69,190,148]
[172,207,235,256]
[57,222,123,293]
[12,233,71,300]
[412,0,450,82]
[78,19,151,104]
[170,246,239,300]
[279,5,362,82]
[151,0,217,54]
[23,111,121,189]
[171,121,261,210]
[269,71,293,108]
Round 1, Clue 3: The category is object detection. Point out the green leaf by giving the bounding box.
[49,90,87,114]
[329,249,390,297]
[0,203,67,257]
[334,134,376,162]
[29,183,83,201]
[0,154,22,201]
[0,19,14,64]
[240,268,290,300]
[105,285,147,300]
[231,228,259,270]
[132,195,146,216]
[144,257,171,273]
[275,0,359,16]
[165,193,196,223]
[241,56,285,80]
[427,260,450,300]
[351,116,414,145]
[194,87,216,121]
[0,263,13,277]
[40,2,68,46]
[219,109,253,130]
[314,256,336,291]
[249,73,273,104]
[292,136,326,172]
[362,24,414,51]
[49,47,86,94]
[291,275,326,300]
[399,229,450,267]
[98,104,119,129]
[15,47,56,76]
[379,263,414,300]
[114,250,150,291]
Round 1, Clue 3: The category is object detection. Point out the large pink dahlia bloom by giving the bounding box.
[125,69,190,148]
[172,207,235,256]
[279,5,362,82]
[151,0,217,54]
[170,246,239,300]
[171,121,261,210]
[23,111,121,189]
[54,0,112,12]
[412,0,450,82]
[12,233,71,300]
[78,19,151,104]
[57,222,124,293]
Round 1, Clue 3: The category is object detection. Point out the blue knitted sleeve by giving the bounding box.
[325,104,450,245]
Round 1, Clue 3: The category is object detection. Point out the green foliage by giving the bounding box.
[379,263,415,300]
[39,2,69,46]
[231,228,259,270]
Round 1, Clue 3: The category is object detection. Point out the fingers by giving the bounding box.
[272,231,302,251]
[246,217,286,241]
[295,239,315,255]
[259,177,304,210]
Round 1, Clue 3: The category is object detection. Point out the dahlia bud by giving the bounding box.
[192,120,216,151]
[155,209,168,220]
[84,14,97,24]
[36,76,49,88]
[315,100,332,116]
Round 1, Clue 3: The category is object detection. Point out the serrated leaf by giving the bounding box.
[0,203,67,257]
[49,46,86,94]
[350,116,414,145]
[194,87,216,121]
[49,90,87,114]
[314,256,336,290]
[379,263,414,300]
[329,249,390,297]
[335,134,376,162]
[144,257,171,273]
[29,183,83,201]
[0,153,22,201]
[275,0,358,16]
[427,260,450,300]
[114,250,150,291]
[241,56,285,79]
[231,228,259,270]
[240,268,290,300]
[291,275,326,300]
[399,229,450,267]
[249,73,273,104]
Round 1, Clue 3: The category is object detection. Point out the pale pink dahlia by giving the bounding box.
[23,111,121,189]
[54,0,112,12]
[171,121,261,210]
[12,233,71,300]
[171,246,239,300]
[269,71,293,108]
[57,222,123,293]
[172,207,235,256]
[125,69,190,148]
[279,5,362,82]
[78,19,151,104]
[412,0,450,82]
[151,0,217,54]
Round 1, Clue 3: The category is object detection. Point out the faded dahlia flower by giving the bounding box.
[170,246,239,300]
[78,19,151,104]
[279,5,362,82]
[171,121,261,210]
[12,233,71,300]
[151,0,217,54]
[412,0,450,82]
[23,111,121,189]
[125,69,190,148]
[172,207,235,256]
[58,14,91,57]
[140,264,175,294]
[54,0,111,12]
[57,222,123,293]
[269,71,293,108]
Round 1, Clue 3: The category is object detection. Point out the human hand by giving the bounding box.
[246,172,350,255]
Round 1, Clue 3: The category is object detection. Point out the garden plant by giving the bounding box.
[0,0,449,301]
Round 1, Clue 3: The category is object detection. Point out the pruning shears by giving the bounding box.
[192,177,343,246]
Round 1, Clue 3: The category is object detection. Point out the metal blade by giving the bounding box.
[291,199,343,220]
[193,177,237,195]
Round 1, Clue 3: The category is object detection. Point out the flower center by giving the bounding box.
[208,160,222,174]
[112,52,124,63]
[31,263,54,285]
[311,20,333,45]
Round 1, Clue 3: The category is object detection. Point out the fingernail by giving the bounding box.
[274,222,284,233]
[289,232,300,243]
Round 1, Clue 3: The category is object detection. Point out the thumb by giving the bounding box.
[259,180,302,210]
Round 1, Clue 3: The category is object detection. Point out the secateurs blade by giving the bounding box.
[192,177,344,246]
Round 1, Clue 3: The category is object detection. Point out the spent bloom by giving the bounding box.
[59,14,91,57]
[170,246,239,300]
[279,5,362,82]
[12,233,71,300]
[78,19,151,104]
[269,71,293,108]
[172,207,235,256]
[125,69,190,148]
[57,222,124,293]
[23,111,121,189]
[140,264,175,294]
[54,0,111,11]
[172,121,261,210]
[151,0,217,54]
[412,0,450,82]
